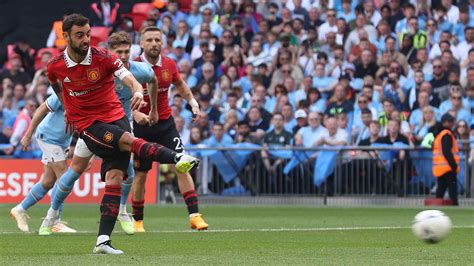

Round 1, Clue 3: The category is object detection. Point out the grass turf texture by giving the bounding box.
[0,204,473,265]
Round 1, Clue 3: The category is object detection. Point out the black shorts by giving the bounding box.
[81,116,132,181]
[133,116,184,172]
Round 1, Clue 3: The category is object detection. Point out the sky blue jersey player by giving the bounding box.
[10,94,77,233]
[38,32,159,236]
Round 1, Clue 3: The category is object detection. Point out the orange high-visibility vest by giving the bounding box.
[432,129,460,177]
[53,21,67,49]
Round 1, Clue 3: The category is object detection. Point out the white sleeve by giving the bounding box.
[114,67,132,81]
[46,29,56,48]
[10,120,28,146]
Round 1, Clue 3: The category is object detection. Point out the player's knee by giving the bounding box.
[71,157,90,173]
[135,171,147,184]
[41,179,55,190]
[106,170,124,186]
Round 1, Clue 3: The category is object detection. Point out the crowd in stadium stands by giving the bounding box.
[0,0,473,162]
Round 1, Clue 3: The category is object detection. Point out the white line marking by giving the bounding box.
[1,225,473,235]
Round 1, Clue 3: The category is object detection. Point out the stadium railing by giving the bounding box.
[184,144,472,200]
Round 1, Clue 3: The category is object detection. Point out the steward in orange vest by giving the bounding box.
[432,114,459,205]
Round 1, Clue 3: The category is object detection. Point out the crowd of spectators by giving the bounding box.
[0,0,473,161]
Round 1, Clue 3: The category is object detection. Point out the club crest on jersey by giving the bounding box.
[103,131,113,143]
[162,69,171,82]
[87,68,100,82]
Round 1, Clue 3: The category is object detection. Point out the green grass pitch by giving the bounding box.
[1,204,473,265]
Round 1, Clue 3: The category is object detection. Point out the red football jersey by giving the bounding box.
[46,46,126,132]
[136,54,180,120]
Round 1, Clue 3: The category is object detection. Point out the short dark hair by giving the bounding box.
[238,120,249,127]
[140,26,162,36]
[361,108,372,115]
[62,13,89,33]
[108,31,132,50]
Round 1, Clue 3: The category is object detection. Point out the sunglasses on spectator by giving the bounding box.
[282,69,291,73]
[358,100,368,104]
[327,13,336,17]
[433,65,442,68]
[451,96,461,100]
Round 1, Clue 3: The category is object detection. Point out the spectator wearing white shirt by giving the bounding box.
[442,0,460,24]
[318,9,338,43]
[315,116,349,147]
[247,40,272,67]
[456,27,474,64]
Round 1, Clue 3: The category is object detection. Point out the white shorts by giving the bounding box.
[74,137,94,158]
[37,139,68,165]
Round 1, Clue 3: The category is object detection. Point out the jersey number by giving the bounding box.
[174,137,184,151]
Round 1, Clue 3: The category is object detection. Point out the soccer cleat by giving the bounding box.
[38,212,57,236]
[38,225,52,236]
[52,220,77,233]
[134,220,146,233]
[93,240,124,255]
[175,154,200,174]
[118,213,135,235]
[10,207,29,232]
[189,213,208,231]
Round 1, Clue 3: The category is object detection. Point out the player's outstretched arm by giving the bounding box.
[174,79,202,122]
[146,75,159,125]
[122,74,144,111]
[20,102,50,150]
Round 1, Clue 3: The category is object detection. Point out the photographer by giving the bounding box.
[383,70,406,111]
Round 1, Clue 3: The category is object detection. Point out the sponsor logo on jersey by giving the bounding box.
[87,68,100,82]
[103,131,113,143]
[64,77,71,83]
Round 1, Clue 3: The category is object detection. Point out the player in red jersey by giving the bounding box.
[44,14,200,255]
[131,26,208,232]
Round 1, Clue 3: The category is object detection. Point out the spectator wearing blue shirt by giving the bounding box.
[295,112,328,148]
[307,88,326,114]
[337,0,356,23]
[312,63,337,99]
[383,71,406,111]
[435,7,453,33]
[186,0,203,28]
[325,83,354,118]
[203,123,234,146]
[409,91,441,131]
[443,92,472,124]
[160,0,187,27]
[453,6,474,44]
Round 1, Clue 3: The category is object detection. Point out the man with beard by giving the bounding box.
[133,26,209,233]
[44,14,200,254]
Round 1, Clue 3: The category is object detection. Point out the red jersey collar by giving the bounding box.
[140,54,162,67]
[64,47,92,68]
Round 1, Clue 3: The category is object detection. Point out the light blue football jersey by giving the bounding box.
[114,61,155,121]
[36,94,72,149]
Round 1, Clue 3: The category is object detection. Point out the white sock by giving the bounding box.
[119,204,127,214]
[96,235,110,246]
[15,204,25,212]
[46,208,58,219]
[189,213,200,218]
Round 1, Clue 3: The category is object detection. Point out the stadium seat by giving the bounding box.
[34,48,60,70]
[178,0,192,12]
[132,3,155,14]
[90,26,111,46]
[121,13,148,31]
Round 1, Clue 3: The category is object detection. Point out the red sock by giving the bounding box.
[132,199,145,221]
[131,138,177,164]
[98,185,121,236]
[182,190,199,215]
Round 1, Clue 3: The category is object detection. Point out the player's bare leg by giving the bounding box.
[93,169,124,255]
[131,170,147,232]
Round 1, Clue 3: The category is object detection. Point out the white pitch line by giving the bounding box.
[2,225,473,235]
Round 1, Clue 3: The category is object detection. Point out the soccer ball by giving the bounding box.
[412,210,452,244]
